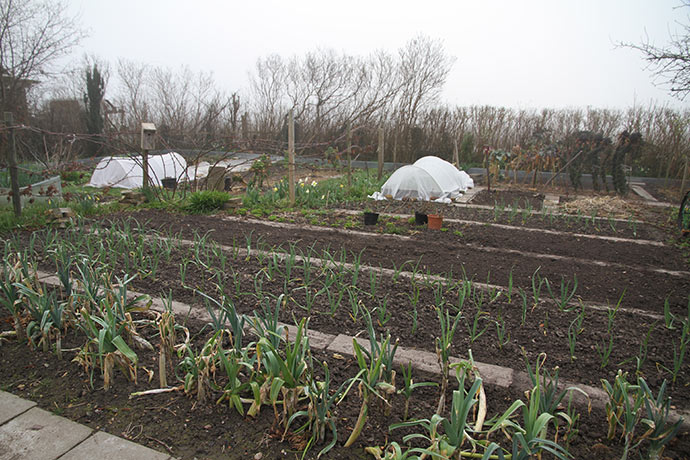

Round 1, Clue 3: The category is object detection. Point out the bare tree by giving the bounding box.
[250,54,287,133]
[0,0,85,118]
[621,1,690,100]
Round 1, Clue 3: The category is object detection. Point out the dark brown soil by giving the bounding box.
[3,201,690,459]
[335,200,672,240]
[2,315,689,460]
[101,210,688,316]
[471,189,545,209]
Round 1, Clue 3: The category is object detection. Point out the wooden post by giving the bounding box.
[4,112,21,217]
[347,121,352,188]
[452,138,459,168]
[681,153,689,198]
[377,127,384,180]
[484,146,491,192]
[288,109,295,205]
[392,127,398,165]
[142,148,149,191]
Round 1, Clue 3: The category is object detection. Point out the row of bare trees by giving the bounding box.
[1,0,687,181]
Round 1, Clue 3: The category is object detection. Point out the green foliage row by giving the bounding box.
[185,190,230,214]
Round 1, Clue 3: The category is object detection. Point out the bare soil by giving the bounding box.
[2,196,690,459]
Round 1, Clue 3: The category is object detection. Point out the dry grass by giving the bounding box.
[561,196,642,218]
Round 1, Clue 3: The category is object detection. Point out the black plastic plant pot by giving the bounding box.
[161,177,177,190]
[415,212,428,225]
[363,212,379,225]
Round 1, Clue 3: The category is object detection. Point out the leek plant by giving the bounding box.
[669,314,690,384]
[518,287,528,326]
[494,308,510,349]
[76,302,139,390]
[600,372,683,460]
[256,318,311,428]
[398,362,437,421]
[0,259,24,340]
[286,361,357,458]
[18,285,64,355]
[524,353,588,445]
[566,303,585,362]
[392,364,484,459]
[157,292,176,388]
[177,330,222,402]
[435,304,462,414]
[344,309,398,447]
[467,306,490,343]
[546,275,578,312]
[215,341,256,415]
[596,291,624,368]
[531,267,546,307]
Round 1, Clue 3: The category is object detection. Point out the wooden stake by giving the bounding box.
[142,148,149,191]
[681,153,689,198]
[347,121,352,188]
[4,112,21,217]
[452,138,459,168]
[288,109,295,204]
[377,127,384,180]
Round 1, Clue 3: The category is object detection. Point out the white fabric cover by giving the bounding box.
[374,165,446,201]
[413,156,474,197]
[88,152,190,189]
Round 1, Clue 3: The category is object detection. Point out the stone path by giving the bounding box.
[0,391,173,460]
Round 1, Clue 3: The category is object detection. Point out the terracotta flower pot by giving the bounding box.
[427,214,443,230]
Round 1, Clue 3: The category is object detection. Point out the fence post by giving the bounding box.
[681,153,689,198]
[377,127,384,180]
[288,109,295,205]
[347,121,352,188]
[453,138,459,169]
[4,112,21,217]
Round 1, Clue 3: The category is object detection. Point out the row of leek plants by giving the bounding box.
[5,217,689,391]
[1,243,684,459]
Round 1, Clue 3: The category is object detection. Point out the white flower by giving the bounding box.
[311,180,317,187]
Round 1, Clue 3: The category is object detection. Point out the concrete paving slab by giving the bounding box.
[631,185,658,202]
[327,335,513,387]
[450,358,513,388]
[0,392,36,425]
[0,407,91,460]
[394,347,439,375]
[282,323,336,350]
[59,431,171,460]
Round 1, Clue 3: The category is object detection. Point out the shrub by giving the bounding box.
[186,190,230,214]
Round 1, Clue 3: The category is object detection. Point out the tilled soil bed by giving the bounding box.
[3,315,688,460]
[469,189,546,209]
[335,200,672,240]
[99,210,689,315]
[3,202,690,459]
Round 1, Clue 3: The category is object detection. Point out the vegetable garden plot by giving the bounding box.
[2,212,690,459]
[248,210,685,272]
[5,217,690,397]
[102,210,690,316]
[337,200,670,240]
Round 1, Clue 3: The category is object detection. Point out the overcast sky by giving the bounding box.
[65,0,689,110]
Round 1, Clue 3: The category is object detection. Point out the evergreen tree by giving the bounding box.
[84,64,105,156]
